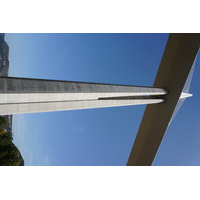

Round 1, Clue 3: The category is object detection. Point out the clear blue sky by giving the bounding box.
[5,33,200,166]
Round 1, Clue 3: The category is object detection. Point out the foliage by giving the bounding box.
[0,116,24,166]
[0,128,6,135]
[0,132,13,146]
[0,143,22,166]
[0,116,7,129]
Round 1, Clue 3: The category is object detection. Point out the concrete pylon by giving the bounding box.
[0,77,167,115]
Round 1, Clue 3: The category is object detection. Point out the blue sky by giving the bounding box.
[4,33,200,166]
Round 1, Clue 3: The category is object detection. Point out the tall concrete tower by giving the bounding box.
[0,77,167,115]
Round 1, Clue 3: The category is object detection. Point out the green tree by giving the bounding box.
[0,116,8,128]
[0,144,22,166]
[0,132,13,146]
[0,128,6,135]
[0,116,24,166]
